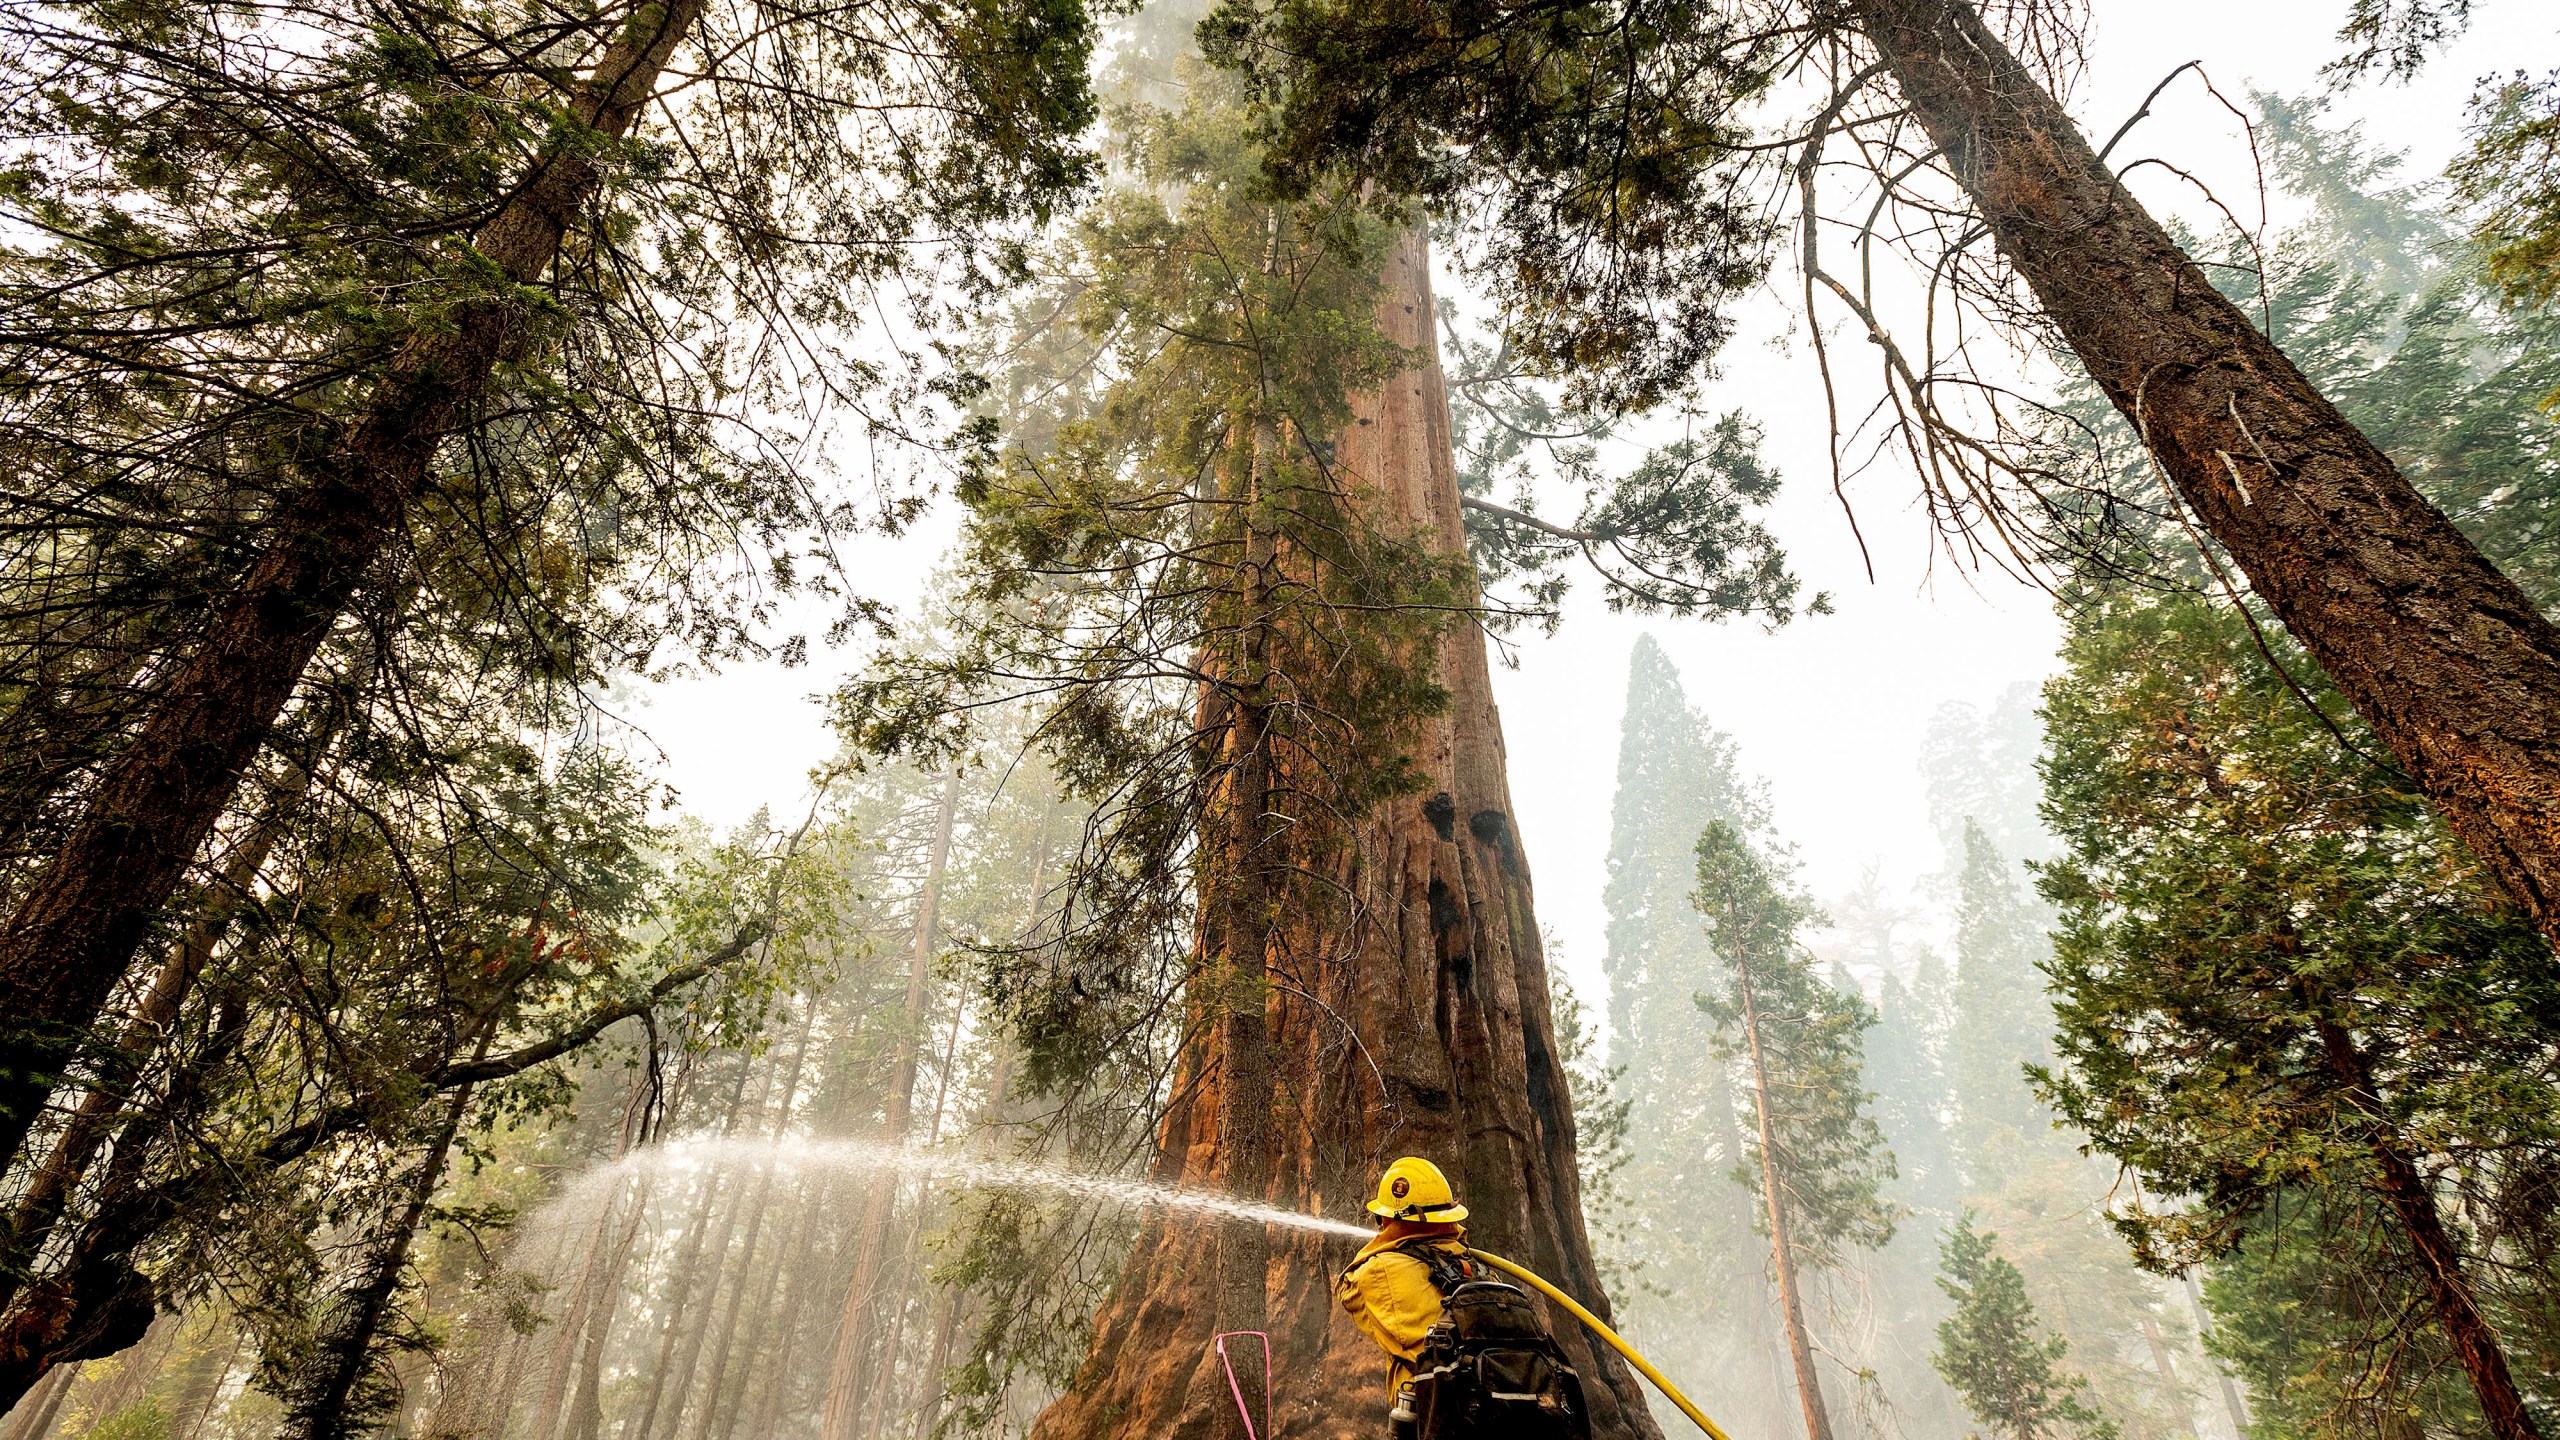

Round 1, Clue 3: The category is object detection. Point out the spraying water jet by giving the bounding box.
[534,1137,1374,1242]
[528,1140,1729,1440]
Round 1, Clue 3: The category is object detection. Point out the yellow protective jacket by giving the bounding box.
[1335,1221,1468,1398]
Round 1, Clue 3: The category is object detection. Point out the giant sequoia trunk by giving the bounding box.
[1850,0,2560,947]
[0,0,707,1175]
[1027,232,1662,1440]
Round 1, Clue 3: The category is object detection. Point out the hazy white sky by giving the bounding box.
[632,0,2557,1005]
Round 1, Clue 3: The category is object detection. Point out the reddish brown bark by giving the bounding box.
[1851,0,2560,947]
[0,0,708,1174]
[822,768,960,1440]
[1026,231,1661,1440]
[0,788,293,1316]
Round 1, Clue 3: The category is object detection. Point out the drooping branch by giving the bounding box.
[432,924,770,1088]
[246,922,773,1169]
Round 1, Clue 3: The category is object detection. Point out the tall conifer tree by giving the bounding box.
[1693,821,1896,1440]
[1599,637,1789,1435]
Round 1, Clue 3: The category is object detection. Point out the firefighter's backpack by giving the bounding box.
[1394,1244,1591,1440]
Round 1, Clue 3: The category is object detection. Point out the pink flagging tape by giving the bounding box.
[1212,1331,1272,1440]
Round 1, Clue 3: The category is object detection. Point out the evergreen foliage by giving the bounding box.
[1440,343,1820,631]
[2034,93,2560,1439]
[1594,638,1787,1431]
[1921,689,2054,867]
[1933,1213,2119,1440]
[1865,941,1961,1223]
[2036,584,2560,1424]
[0,0,1107,1205]
[833,70,1458,1109]
[1692,820,1896,1270]
[2454,72,2560,320]
[2199,1192,2497,1440]
[1949,823,2055,1161]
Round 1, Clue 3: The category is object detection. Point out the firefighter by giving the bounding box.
[1335,1157,1471,1402]
[1337,1159,1594,1440]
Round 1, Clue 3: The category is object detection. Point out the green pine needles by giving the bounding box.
[1932,1212,2118,1440]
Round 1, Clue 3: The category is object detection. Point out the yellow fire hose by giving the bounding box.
[1464,1249,1734,1440]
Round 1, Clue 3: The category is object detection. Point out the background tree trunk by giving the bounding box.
[0,1362,74,1440]
[560,1186,648,1440]
[1025,230,1663,1440]
[822,769,959,1440]
[1733,946,1835,1440]
[1850,0,2560,946]
[273,1078,479,1440]
[0,0,710,1178]
[686,1013,816,1440]
[632,1065,752,1440]
[2180,1271,2250,1437]
[728,1170,832,1440]
[2315,1021,2541,1440]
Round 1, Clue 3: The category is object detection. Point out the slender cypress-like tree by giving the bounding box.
[1948,824,2055,1163]
[1598,639,1791,1434]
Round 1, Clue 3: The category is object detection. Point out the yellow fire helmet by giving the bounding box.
[1366,1156,1468,1223]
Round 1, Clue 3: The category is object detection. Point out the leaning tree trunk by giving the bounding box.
[821,767,960,1440]
[0,774,299,1316]
[1027,231,1663,1440]
[0,0,708,1177]
[2316,1021,2542,1440]
[274,1077,480,1440]
[1732,945,1834,1440]
[1849,0,2560,947]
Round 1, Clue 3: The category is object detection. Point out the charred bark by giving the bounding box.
[1851,0,2560,946]
[0,0,709,1175]
[1027,231,1661,1440]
